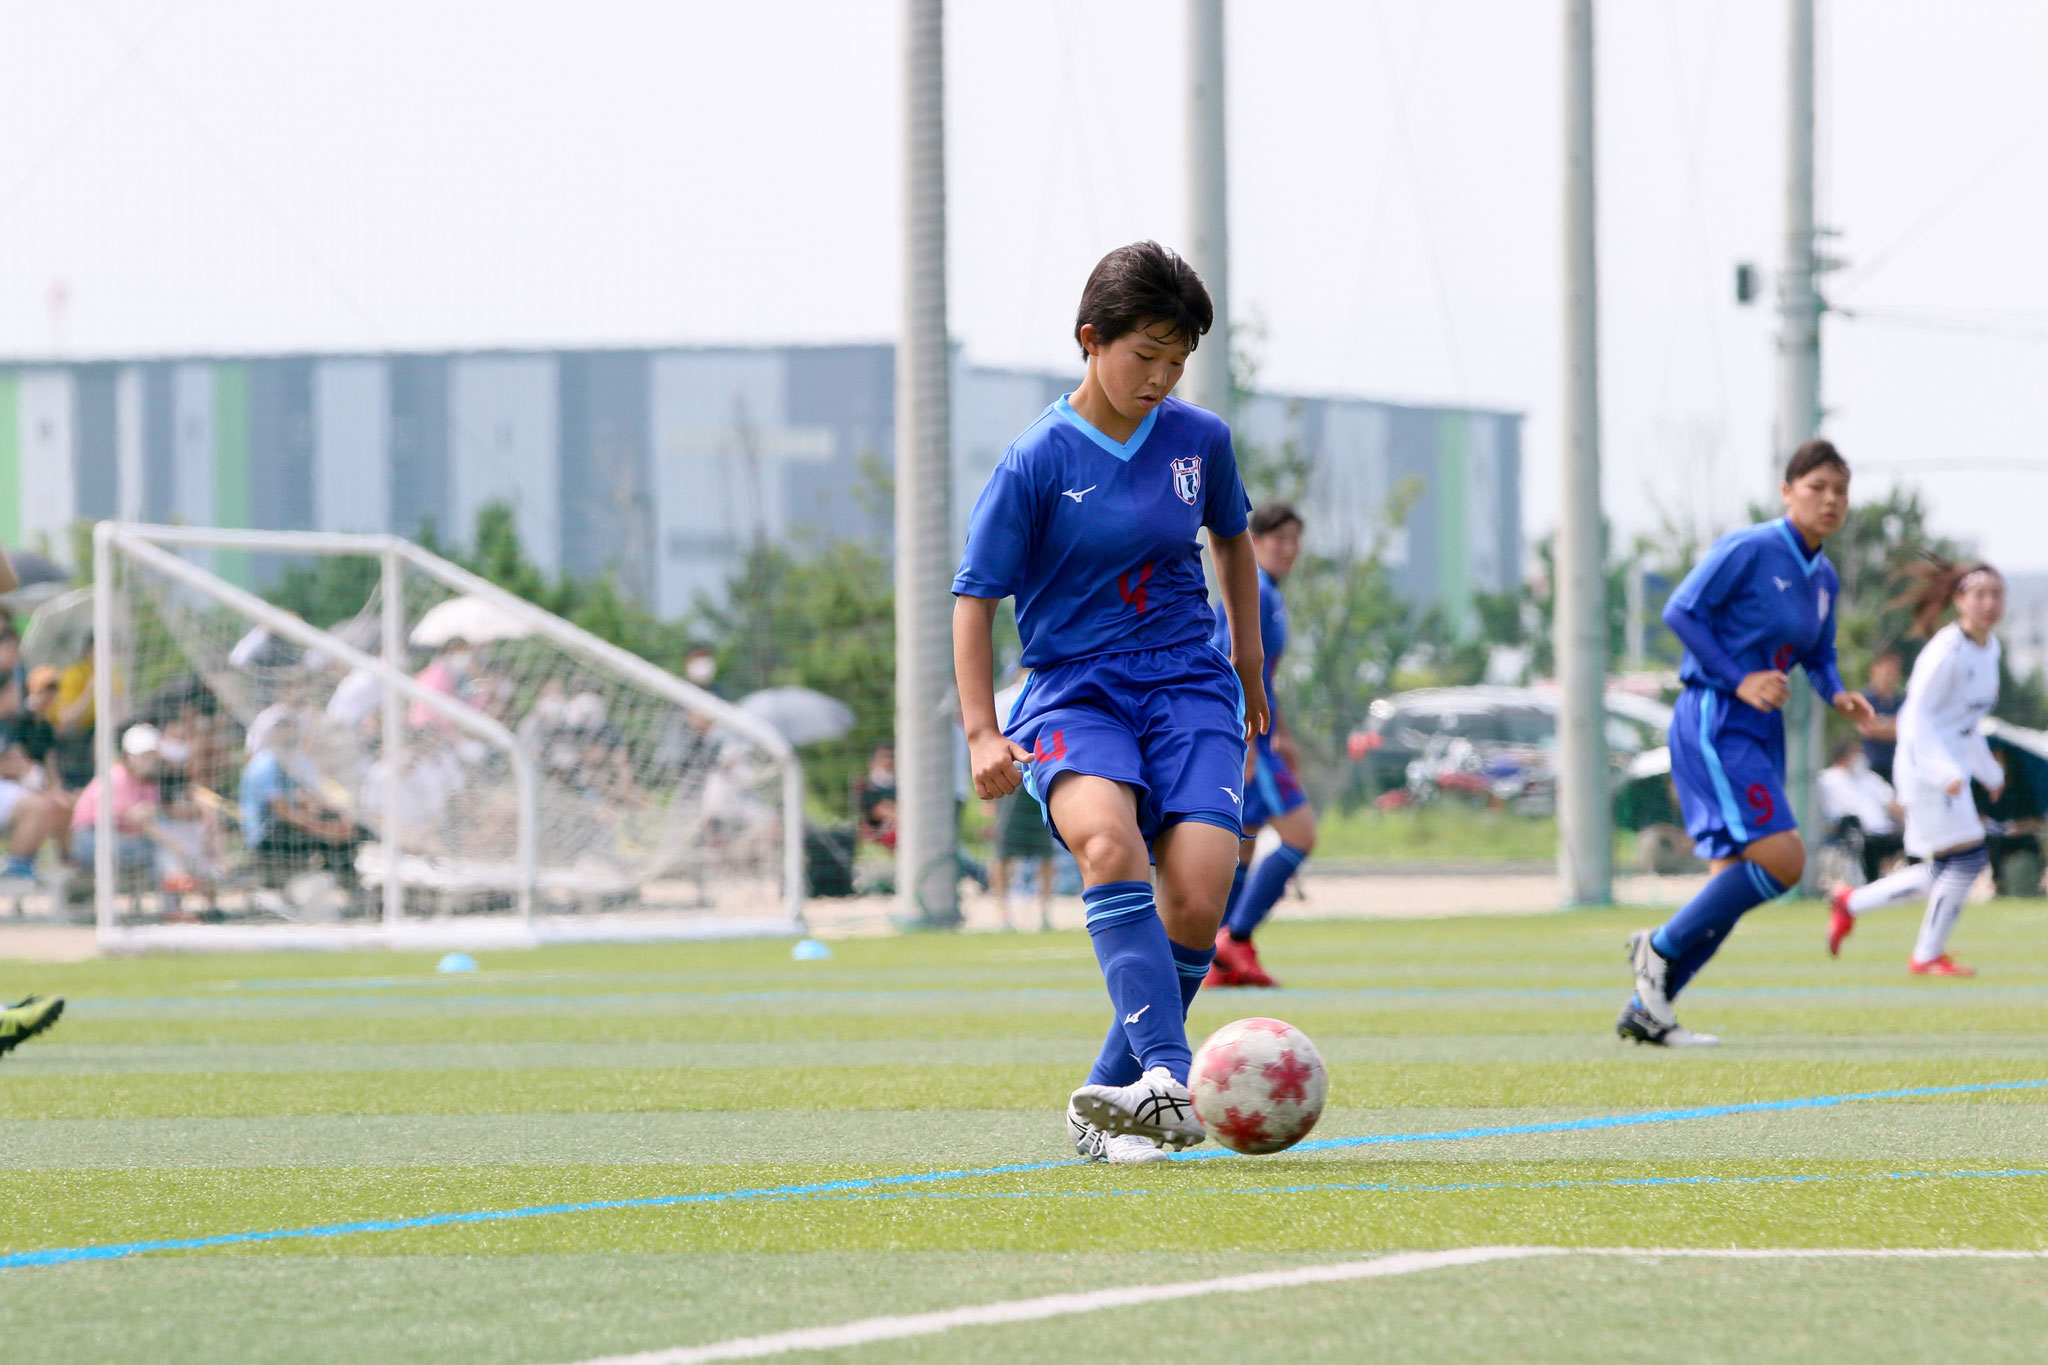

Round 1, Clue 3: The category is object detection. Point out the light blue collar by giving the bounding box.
[1055,395,1158,462]
[1773,518,1825,577]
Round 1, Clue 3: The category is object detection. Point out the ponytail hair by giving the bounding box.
[1896,553,2001,639]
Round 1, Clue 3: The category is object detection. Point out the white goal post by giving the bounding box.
[90,522,806,952]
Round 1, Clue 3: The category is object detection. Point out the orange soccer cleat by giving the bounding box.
[1909,954,1976,978]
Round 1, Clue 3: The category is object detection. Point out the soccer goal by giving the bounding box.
[88,522,805,952]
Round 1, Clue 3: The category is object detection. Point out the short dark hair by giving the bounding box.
[1249,502,1303,536]
[1784,438,1848,484]
[1074,241,1213,359]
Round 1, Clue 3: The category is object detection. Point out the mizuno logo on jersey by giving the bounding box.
[1221,786,1241,805]
[1170,455,1202,505]
[1773,576,1790,591]
[1061,485,1097,503]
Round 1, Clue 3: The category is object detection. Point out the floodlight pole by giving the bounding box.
[1556,0,1612,905]
[1184,0,1232,420]
[895,0,959,927]
[1778,0,1825,892]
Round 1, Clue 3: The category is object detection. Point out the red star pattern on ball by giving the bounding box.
[1241,1018,1294,1037]
[1212,1105,1271,1151]
[1262,1049,1313,1105]
[1198,1041,1247,1091]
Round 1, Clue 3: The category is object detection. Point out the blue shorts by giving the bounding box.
[1009,641,1247,849]
[1669,685,1797,861]
[1243,738,1308,828]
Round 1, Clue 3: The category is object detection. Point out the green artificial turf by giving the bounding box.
[4,898,2048,1362]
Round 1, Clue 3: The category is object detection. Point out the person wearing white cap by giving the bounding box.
[68,724,171,884]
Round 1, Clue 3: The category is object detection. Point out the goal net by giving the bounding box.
[89,523,804,950]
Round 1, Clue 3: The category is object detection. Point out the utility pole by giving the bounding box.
[1777,0,1824,891]
[895,0,959,927]
[1557,0,1612,906]
[1184,0,1232,419]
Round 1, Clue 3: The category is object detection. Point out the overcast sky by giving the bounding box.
[5,1,2046,570]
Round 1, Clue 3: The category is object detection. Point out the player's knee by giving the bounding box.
[1068,827,1143,882]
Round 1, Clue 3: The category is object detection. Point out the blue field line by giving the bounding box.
[72,982,2048,1014]
[782,1166,2048,1206]
[5,1077,2043,1272]
[1172,1077,2048,1162]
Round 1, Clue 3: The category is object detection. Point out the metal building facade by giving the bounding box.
[0,348,1521,625]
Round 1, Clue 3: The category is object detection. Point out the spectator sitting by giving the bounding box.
[0,624,23,730]
[409,638,474,730]
[70,724,171,886]
[1819,739,1906,884]
[16,667,67,797]
[0,736,69,881]
[151,714,224,898]
[241,715,364,887]
[51,636,98,791]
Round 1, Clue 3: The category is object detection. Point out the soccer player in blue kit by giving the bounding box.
[1619,439,1875,1046]
[1207,501,1317,989]
[953,241,1268,1163]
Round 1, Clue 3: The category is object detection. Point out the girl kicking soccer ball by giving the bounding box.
[1619,439,1875,1046]
[953,241,1266,1163]
[1828,558,2004,975]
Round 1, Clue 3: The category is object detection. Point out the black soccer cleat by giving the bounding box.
[1615,1000,1671,1045]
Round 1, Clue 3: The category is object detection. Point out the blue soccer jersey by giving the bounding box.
[1664,517,1846,724]
[952,396,1251,669]
[1663,516,1846,858]
[1213,566,1288,722]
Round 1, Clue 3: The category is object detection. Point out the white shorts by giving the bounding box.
[1901,780,1986,859]
[0,779,23,830]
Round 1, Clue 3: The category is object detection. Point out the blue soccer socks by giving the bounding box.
[1651,860,1786,995]
[1226,843,1307,940]
[1082,881,1193,1084]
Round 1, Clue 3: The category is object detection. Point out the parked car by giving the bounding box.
[1346,685,1671,810]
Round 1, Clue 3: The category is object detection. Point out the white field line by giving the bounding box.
[566,1247,1551,1364]
[567,1245,2048,1365]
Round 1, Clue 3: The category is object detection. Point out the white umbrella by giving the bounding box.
[19,587,94,668]
[0,550,70,614]
[737,686,856,746]
[410,595,532,648]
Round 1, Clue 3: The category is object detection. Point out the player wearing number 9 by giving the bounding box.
[1617,440,1876,1047]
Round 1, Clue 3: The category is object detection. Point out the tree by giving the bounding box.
[695,539,895,809]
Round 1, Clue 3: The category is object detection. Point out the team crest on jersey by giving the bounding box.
[1817,587,1830,618]
[1170,456,1202,505]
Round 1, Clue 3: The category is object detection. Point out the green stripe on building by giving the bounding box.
[213,364,250,585]
[0,370,17,546]
[1435,413,1470,633]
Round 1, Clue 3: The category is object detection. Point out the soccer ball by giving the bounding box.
[1189,1017,1328,1155]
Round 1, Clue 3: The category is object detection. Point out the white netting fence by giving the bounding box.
[89,524,802,947]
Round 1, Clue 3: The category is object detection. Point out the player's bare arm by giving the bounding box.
[953,594,1030,799]
[1209,529,1268,741]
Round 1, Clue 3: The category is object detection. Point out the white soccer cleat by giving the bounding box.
[1627,929,1677,1028]
[1068,1101,1170,1163]
[1661,1025,1720,1048]
[1069,1066,1205,1151]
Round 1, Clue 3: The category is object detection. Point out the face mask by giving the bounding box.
[686,657,717,686]
[159,738,191,765]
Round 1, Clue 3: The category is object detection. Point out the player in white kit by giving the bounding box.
[1828,559,2004,975]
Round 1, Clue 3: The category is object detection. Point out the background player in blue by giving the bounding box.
[1207,501,1317,989]
[953,241,1267,1163]
[1619,439,1875,1046]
